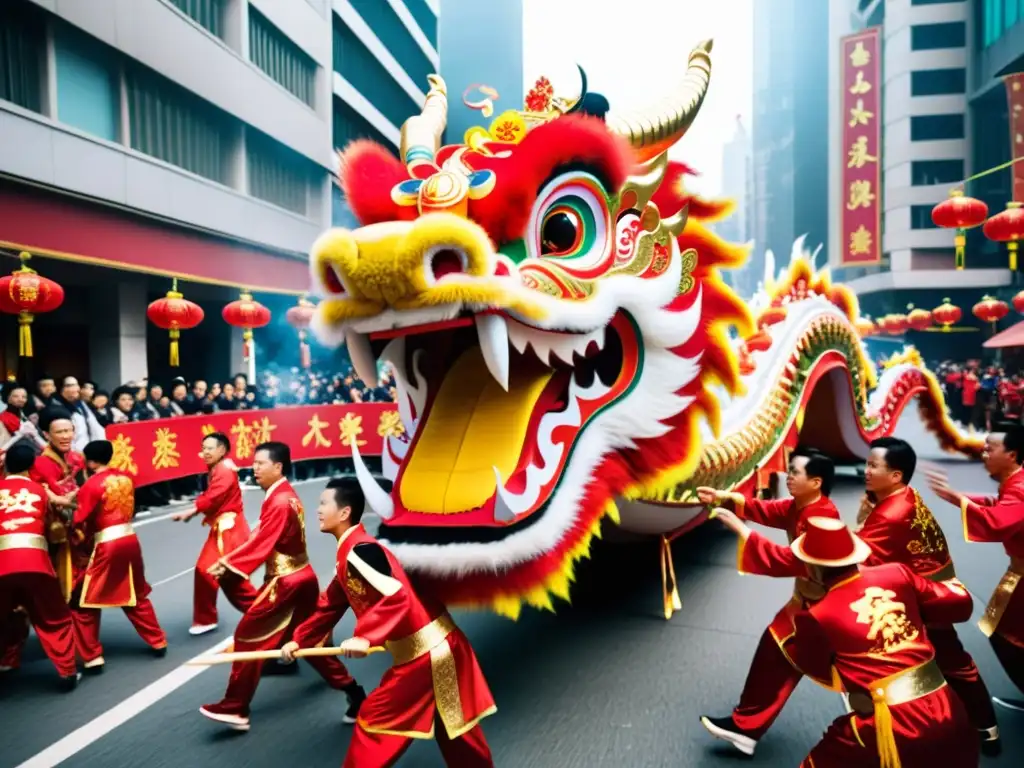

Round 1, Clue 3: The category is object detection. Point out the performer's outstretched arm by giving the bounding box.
[291,580,351,648]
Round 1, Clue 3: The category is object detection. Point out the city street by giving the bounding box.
[2,414,1022,767]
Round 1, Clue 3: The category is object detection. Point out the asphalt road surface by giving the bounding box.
[2,414,1022,767]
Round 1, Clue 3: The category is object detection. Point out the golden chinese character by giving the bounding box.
[102,474,134,522]
[250,416,277,446]
[377,410,405,439]
[230,418,255,459]
[339,412,367,448]
[907,491,949,557]
[849,225,873,256]
[1,516,35,531]
[201,424,216,437]
[0,487,42,514]
[847,136,877,168]
[152,427,181,470]
[849,70,871,95]
[849,40,871,68]
[110,434,138,476]
[850,586,922,653]
[846,180,876,210]
[302,414,333,448]
[848,99,874,128]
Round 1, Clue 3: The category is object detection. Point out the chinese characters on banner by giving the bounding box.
[840,28,882,266]
[1006,73,1024,203]
[105,403,401,487]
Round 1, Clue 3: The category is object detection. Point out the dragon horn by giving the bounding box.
[564,65,588,114]
[400,75,449,177]
[605,39,713,161]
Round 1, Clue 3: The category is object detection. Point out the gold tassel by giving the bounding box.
[954,231,966,270]
[1009,241,1018,271]
[299,328,311,369]
[872,693,901,768]
[660,536,682,620]
[169,329,180,367]
[243,328,253,362]
[55,542,73,603]
[18,311,33,357]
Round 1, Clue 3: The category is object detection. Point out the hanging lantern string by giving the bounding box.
[954,155,1024,193]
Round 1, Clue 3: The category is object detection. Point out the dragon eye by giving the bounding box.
[541,209,582,256]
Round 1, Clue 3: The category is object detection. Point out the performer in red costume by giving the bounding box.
[716,512,979,768]
[0,443,79,688]
[856,436,1000,755]
[171,432,256,636]
[696,450,841,754]
[927,423,1024,712]
[282,476,496,768]
[72,440,167,672]
[199,442,364,731]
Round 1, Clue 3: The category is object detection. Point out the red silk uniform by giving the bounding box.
[215,479,353,716]
[727,492,841,738]
[857,486,997,732]
[0,475,76,676]
[191,462,256,627]
[961,468,1024,694]
[741,533,978,767]
[292,523,496,768]
[72,469,166,661]
[30,446,86,597]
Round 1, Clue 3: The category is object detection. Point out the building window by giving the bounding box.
[54,24,119,142]
[866,3,885,26]
[126,64,229,184]
[168,0,224,40]
[982,0,1024,46]
[911,205,941,229]
[910,113,965,141]
[348,0,432,87]
[332,17,420,129]
[333,97,395,150]
[912,0,966,5]
[246,129,309,215]
[248,7,317,107]
[910,68,967,96]
[0,1,45,113]
[911,160,964,185]
[910,22,966,50]
[402,0,437,48]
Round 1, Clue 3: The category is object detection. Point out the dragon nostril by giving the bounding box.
[429,248,466,281]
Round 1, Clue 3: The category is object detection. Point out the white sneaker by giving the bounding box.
[0,665,14,673]
[199,706,251,732]
[189,624,218,636]
[700,715,757,756]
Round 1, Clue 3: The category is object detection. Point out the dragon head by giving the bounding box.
[309,42,752,618]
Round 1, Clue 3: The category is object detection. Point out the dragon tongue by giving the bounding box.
[399,344,552,514]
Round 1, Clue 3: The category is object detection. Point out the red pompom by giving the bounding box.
[340,140,416,226]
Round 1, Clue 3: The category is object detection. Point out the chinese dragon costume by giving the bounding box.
[309,41,980,621]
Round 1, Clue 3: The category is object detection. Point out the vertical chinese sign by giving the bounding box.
[840,28,882,266]
[1006,73,1024,204]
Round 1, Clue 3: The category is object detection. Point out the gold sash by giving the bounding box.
[94,523,135,544]
[978,556,1024,637]
[386,612,456,666]
[0,533,48,551]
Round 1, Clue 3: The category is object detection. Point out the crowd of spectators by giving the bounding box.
[935,360,1023,430]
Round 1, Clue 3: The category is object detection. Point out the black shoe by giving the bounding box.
[58,672,82,692]
[150,645,168,658]
[262,660,299,676]
[699,715,757,756]
[993,696,1024,712]
[342,683,367,725]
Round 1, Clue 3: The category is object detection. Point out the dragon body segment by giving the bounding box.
[310,45,978,621]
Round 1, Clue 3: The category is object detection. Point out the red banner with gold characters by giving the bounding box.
[840,28,882,266]
[1006,73,1024,204]
[104,404,399,487]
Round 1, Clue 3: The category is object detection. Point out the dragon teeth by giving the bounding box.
[346,329,378,385]
[476,314,510,391]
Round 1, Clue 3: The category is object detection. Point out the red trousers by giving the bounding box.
[0,572,77,676]
[732,627,802,739]
[991,631,1024,695]
[929,624,997,730]
[800,688,978,767]
[344,711,493,768]
[0,608,29,668]
[71,593,167,662]
[193,531,258,627]
[218,567,353,716]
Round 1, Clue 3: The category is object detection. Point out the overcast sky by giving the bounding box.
[521,0,753,195]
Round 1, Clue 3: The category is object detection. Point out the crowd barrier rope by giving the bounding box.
[104,403,398,486]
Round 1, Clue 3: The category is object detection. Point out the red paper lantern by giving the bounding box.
[146,280,204,367]
[1012,290,1024,315]
[855,317,876,337]
[905,304,932,332]
[972,295,1009,327]
[884,313,907,336]
[983,201,1024,271]
[0,252,64,357]
[931,298,962,331]
[222,291,271,362]
[931,190,989,270]
[285,295,316,369]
